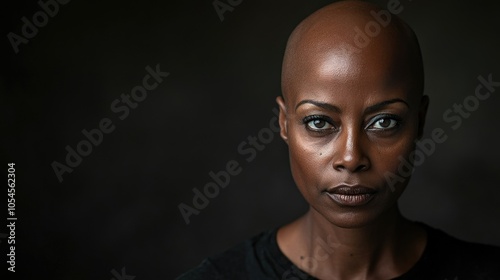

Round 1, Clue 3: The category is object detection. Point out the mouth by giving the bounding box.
[325,185,377,207]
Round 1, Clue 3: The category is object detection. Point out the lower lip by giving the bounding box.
[326,192,375,206]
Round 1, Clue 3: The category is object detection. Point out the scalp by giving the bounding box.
[281,0,424,106]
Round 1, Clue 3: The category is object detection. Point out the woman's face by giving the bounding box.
[278,47,428,228]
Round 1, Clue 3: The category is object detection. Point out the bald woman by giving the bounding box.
[178,1,500,279]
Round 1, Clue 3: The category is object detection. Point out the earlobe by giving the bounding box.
[276,96,289,144]
[417,95,429,139]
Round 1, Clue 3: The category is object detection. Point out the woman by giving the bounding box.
[178,1,500,279]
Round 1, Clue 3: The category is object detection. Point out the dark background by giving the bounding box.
[2,0,500,279]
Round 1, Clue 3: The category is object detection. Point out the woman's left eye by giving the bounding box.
[368,117,400,130]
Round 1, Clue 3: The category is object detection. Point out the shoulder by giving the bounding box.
[176,229,279,280]
[450,237,500,278]
[415,223,500,279]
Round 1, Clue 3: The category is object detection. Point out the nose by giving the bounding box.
[332,127,370,173]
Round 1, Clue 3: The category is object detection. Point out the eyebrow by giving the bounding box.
[295,98,410,113]
[364,98,410,115]
[295,99,341,113]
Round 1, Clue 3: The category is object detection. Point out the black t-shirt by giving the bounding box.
[177,223,500,279]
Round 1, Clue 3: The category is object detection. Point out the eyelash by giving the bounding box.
[302,115,336,133]
[302,114,402,134]
[365,114,403,131]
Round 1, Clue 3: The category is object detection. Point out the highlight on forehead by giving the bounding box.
[280,0,424,104]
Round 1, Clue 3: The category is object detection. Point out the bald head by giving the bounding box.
[281,0,424,105]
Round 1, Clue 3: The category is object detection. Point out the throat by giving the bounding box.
[277,208,427,279]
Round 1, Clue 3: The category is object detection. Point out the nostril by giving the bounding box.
[333,162,369,172]
[334,165,345,171]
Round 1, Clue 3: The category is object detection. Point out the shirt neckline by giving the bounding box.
[266,222,436,279]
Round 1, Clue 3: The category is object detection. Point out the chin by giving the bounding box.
[311,196,400,229]
[323,209,384,229]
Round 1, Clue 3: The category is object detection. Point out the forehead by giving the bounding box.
[287,45,417,108]
[281,5,422,107]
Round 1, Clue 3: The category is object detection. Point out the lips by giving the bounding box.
[325,185,377,206]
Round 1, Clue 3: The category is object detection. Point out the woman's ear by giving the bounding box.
[417,95,429,139]
[276,96,289,144]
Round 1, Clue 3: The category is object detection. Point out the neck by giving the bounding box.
[288,206,425,279]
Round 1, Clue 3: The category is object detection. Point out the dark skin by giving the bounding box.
[276,1,430,279]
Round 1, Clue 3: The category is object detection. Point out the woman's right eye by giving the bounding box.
[303,115,335,132]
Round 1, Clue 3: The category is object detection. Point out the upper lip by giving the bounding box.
[326,184,377,195]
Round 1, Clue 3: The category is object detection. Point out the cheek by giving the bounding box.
[368,123,419,188]
[287,132,331,195]
[372,138,415,171]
